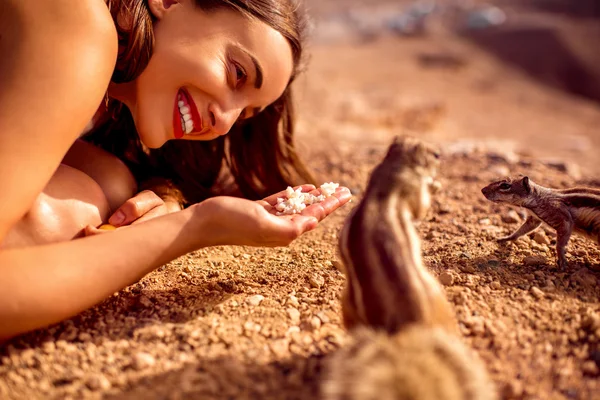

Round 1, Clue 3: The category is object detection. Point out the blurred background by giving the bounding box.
[294,0,600,178]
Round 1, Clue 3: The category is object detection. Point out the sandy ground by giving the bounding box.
[1,1,600,399]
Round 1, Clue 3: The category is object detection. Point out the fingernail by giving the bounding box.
[110,210,125,226]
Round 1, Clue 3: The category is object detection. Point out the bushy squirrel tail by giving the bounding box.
[322,325,497,400]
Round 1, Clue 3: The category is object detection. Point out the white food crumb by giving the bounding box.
[275,182,340,215]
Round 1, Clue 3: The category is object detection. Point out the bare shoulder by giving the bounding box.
[3,0,115,30]
[0,0,118,240]
[2,0,117,64]
[0,0,117,137]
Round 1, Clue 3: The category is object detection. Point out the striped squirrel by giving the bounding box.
[324,136,497,400]
[482,176,600,270]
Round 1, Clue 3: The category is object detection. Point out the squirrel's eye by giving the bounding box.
[499,183,511,190]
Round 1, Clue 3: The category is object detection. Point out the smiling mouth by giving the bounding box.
[173,88,204,139]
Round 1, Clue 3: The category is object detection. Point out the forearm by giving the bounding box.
[0,203,206,340]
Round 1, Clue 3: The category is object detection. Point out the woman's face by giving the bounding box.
[126,0,294,148]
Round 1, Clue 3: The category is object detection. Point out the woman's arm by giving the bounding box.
[0,189,350,340]
[0,204,205,340]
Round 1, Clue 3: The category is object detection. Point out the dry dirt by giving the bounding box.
[2,1,600,399]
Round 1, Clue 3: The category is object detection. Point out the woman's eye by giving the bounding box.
[233,63,247,87]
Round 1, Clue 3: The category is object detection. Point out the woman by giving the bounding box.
[0,0,351,340]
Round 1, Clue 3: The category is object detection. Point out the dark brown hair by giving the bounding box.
[84,0,315,205]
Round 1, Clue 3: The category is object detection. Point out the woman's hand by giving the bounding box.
[109,190,182,226]
[85,190,182,235]
[198,184,352,247]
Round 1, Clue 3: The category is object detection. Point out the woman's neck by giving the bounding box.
[108,80,135,110]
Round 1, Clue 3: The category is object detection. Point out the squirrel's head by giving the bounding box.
[386,136,441,177]
[382,136,442,219]
[481,176,533,206]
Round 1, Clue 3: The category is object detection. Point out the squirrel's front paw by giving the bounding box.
[557,256,568,270]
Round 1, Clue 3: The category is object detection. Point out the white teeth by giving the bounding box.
[185,120,193,134]
[176,92,194,135]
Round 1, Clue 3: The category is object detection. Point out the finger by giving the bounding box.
[109,190,164,227]
[130,205,170,225]
[292,215,319,233]
[262,184,317,206]
[301,187,352,221]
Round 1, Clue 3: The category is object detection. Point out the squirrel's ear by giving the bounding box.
[522,176,531,193]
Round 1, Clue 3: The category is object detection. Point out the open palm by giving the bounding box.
[201,184,352,247]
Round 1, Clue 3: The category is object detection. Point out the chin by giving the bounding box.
[131,109,170,149]
[136,130,168,149]
[134,118,170,149]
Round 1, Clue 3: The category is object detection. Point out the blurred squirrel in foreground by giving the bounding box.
[323,136,497,400]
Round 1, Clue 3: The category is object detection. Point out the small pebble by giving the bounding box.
[302,316,322,332]
[487,259,500,267]
[439,272,455,286]
[41,342,56,354]
[459,264,476,274]
[269,339,290,358]
[331,260,344,272]
[580,314,599,331]
[246,295,264,306]
[490,281,501,290]
[502,210,521,224]
[78,332,92,342]
[574,248,587,257]
[132,352,156,371]
[425,231,439,240]
[524,256,547,266]
[530,286,544,300]
[533,232,550,245]
[287,308,301,324]
[287,295,300,307]
[316,311,331,324]
[138,295,153,308]
[243,321,261,334]
[309,275,325,289]
[582,361,599,376]
[543,280,556,292]
[86,374,111,391]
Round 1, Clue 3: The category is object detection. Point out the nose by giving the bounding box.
[208,103,243,136]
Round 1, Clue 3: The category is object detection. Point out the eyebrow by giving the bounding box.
[242,49,263,89]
